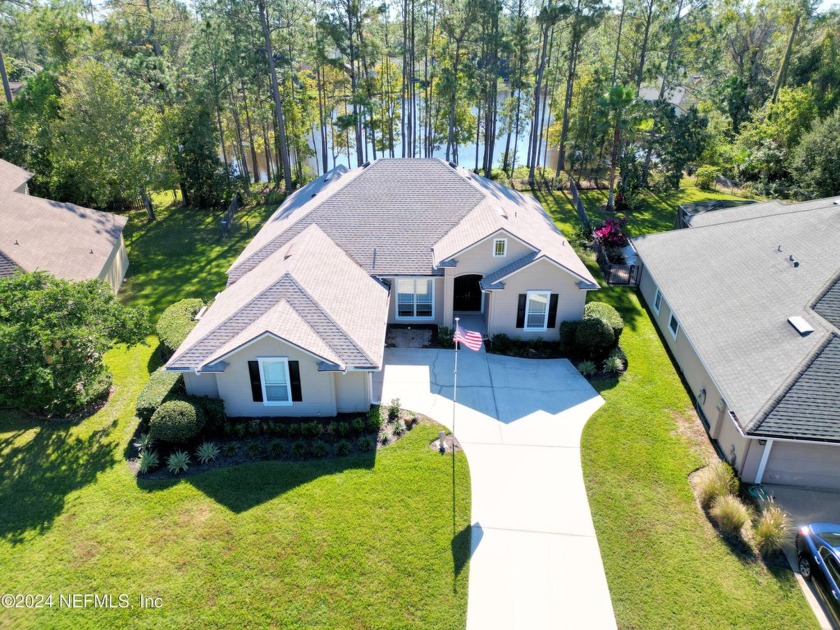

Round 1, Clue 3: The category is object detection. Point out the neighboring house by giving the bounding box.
[0,159,129,292]
[634,198,840,491]
[166,158,598,417]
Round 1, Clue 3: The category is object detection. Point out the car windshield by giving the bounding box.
[820,532,840,549]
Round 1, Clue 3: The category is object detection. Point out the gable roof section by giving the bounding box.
[750,335,840,441]
[0,250,20,277]
[633,199,840,441]
[0,158,33,193]
[814,273,840,330]
[167,224,389,372]
[0,192,127,282]
[227,159,485,282]
[688,198,837,228]
[433,174,598,288]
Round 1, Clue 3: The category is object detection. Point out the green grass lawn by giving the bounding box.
[0,199,471,628]
[560,177,752,237]
[534,188,817,629]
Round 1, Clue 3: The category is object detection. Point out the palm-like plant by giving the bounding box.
[195,441,220,464]
[133,432,154,453]
[598,85,637,212]
[138,449,159,474]
[167,450,191,474]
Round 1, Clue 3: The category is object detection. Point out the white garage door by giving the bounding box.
[762,441,840,491]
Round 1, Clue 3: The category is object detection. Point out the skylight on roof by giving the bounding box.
[788,316,814,336]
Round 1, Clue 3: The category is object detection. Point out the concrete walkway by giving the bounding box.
[373,347,616,630]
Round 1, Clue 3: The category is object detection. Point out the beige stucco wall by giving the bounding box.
[639,266,753,472]
[98,235,129,293]
[488,258,587,340]
[184,371,219,398]
[335,371,371,413]
[442,230,534,325]
[384,276,444,325]
[215,336,338,417]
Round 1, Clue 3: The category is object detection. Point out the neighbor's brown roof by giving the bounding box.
[0,158,33,192]
[0,189,127,282]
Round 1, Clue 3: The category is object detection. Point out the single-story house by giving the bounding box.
[634,198,840,491]
[0,158,129,292]
[166,158,598,417]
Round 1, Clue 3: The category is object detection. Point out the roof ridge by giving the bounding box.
[677,203,836,232]
[746,332,836,434]
[282,274,377,367]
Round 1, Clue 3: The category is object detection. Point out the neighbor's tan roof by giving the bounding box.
[168,224,389,372]
[0,190,127,282]
[0,158,33,192]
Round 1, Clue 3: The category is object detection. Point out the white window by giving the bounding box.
[525,290,551,330]
[258,357,292,405]
[493,238,508,257]
[668,313,680,340]
[396,278,434,319]
[653,288,662,315]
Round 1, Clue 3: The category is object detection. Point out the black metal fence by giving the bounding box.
[567,177,592,233]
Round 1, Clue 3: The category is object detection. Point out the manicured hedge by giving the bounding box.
[156,298,204,358]
[136,370,184,421]
[149,399,205,444]
[574,318,615,358]
[584,302,625,341]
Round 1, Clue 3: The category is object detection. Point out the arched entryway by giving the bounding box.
[453,274,483,312]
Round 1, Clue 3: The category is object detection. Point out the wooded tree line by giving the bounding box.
[1,0,839,214]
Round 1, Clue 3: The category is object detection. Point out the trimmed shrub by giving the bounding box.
[166,450,191,474]
[754,505,790,555]
[302,421,322,439]
[710,495,753,535]
[559,321,580,353]
[388,398,401,421]
[335,422,350,438]
[156,298,204,358]
[196,441,220,464]
[269,440,286,458]
[584,302,624,341]
[437,326,455,349]
[136,370,184,422]
[149,400,205,444]
[490,333,514,355]
[365,408,382,432]
[576,360,597,377]
[694,165,720,191]
[351,417,365,435]
[695,461,739,507]
[138,449,159,474]
[192,397,225,432]
[574,318,615,358]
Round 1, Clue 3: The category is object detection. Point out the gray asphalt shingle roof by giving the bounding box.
[0,158,32,193]
[751,336,840,441]
[228,159,485,281]
[633,198,840,442]
[814,274,840,330]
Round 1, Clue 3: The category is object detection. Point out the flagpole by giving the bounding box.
[452,316,459,536]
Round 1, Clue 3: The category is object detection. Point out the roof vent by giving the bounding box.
[788,316,814,336]
[194,306,208,321]
[284,244,295,260]
[789,254,800,268]
[448,161,457,168]
[362,161,371,168]
[311,193,317,198]
[496,206,508,220]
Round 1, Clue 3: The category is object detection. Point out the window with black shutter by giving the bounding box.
[248,361,263,402]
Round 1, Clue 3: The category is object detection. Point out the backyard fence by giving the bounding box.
[568,177,592,234]
[221,193,242,238]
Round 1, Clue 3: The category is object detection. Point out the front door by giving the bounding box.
[453,274,482,312]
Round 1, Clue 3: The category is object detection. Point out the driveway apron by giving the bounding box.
[374,347,616,630]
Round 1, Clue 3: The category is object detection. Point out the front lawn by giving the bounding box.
[0,198,472,628]
[535,188,816,629]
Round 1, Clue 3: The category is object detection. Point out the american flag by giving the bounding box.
[453,323,483,351]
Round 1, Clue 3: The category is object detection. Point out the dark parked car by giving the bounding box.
[796,523,840,627]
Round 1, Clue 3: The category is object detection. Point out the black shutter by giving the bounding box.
[289,361,302,402]
[248,361,263,402]
[547,294,559,328]
[516,294,527,328]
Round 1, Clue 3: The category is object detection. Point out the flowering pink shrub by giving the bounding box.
[593,217,628,247]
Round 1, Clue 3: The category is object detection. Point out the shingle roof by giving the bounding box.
[0,189,127,282]
[434,174,598,288]
[167,225,389,372]
[0,158,33,193]
[633,199,840,442]
[228,159,485,281]
[0,250,20,277]
[687,198,837,227]
[751,336,840,441]
[814,274,840,330]
[480,252,539,289]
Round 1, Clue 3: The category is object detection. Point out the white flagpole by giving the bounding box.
[452,317,459,535]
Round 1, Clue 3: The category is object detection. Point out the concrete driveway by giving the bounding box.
[373,347,616,630]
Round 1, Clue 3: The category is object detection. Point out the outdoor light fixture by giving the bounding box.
[439,431,446,453]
